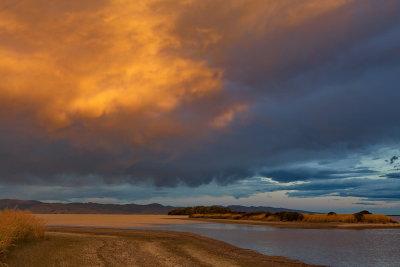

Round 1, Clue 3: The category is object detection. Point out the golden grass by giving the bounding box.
[246,213,267,220]
[0,209,45,259]
[190,212,395,224]
[264,215,280,221]
[363,214,393,223]
[302,214,357,223]
[190,213,243,220]
[302,214,393,223]
[35,214,205,228]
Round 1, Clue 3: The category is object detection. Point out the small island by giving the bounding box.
[169,206,400,229]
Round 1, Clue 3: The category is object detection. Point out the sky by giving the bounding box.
[0,0,399,214]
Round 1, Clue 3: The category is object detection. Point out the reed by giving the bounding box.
[302,214,357,223]
[363,214,393,223]
[0,209,45,259]
[190,212,395,224]
[190,213,243,219]
[303,214,393,223]
[246,213,267,220]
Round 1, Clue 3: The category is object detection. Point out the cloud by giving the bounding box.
[285,178,400,201]
[352,202,378,206]
[260,167,377,183]
[1,0,400,198]
[389,156,399,165]
[385,173,400,179]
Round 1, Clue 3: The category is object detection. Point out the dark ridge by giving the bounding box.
[0,199,316,214]
[0,199,175,214]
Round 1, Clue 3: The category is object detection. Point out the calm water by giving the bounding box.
[142,223,400,267]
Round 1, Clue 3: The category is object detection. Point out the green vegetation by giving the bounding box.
[0,209,45,263]
[168,206,233,215]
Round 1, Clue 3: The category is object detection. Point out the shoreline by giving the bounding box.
[182,217,400,229]
[6,226,322,267]
[34,213,400,230]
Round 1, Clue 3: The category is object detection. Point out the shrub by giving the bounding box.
[168,206,232,215]
[358,210,372,215]
[353,213,365,222]
[274,212,304,221]
[0,209,45,260]
[327,212,337,216]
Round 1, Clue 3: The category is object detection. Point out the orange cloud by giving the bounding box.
[0,0,352,152]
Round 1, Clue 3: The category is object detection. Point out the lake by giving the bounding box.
[151,223,400,267]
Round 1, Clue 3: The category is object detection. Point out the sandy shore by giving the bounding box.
[6,227,319,267]
[35,214,206,228]
[35,213,400,230]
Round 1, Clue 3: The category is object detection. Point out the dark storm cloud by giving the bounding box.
[260,168,377,183]
[352,202,378,206]
[385,173,400,179]
[285,178,400,201]
[390,156,399,164]
[0,0,400,202]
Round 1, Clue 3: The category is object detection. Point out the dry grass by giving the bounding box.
[302,214,393,223]
[0,209,45,261]
[302,214,357,223]
[246,213,267,220]
[363,214,393,223]
[190,212,395,224]
[190,213,243,220]
[35,214,203,228]
[264,215,280,221]
[190,213,269,220]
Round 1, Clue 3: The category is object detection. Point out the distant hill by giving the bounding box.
[0,199,316,214]
[0,199,175,214]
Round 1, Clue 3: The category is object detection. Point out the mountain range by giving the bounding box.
[0,199,315,214]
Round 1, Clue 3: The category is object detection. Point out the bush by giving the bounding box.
[353,213,364,222]
[358,210,372,215]
[0,209,45,260]
[168,206,232,215]
[274,212,304,221]
[327,212,337,216]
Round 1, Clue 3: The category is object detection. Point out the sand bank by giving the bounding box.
[36,214,400,230]
[6,227,319,267]
[35,214,203,228]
